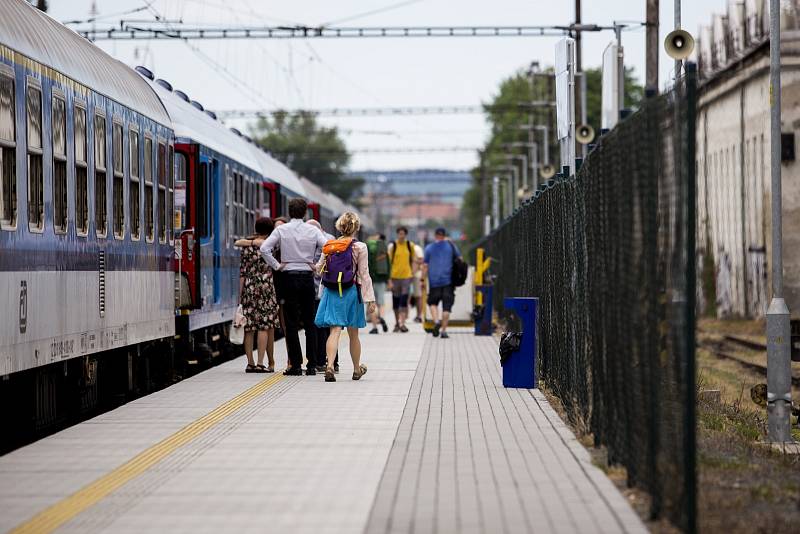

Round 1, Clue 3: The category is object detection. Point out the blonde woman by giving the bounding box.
[315,212,376,382]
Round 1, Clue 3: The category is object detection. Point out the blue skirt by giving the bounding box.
[315,284,367,328]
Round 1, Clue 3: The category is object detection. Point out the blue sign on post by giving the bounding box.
[502,297,538,389]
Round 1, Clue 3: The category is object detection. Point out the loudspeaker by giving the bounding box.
[664,29,694,60]
[576,124,595,145]
[540,164,556,179]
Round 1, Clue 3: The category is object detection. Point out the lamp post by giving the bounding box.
[504,153,529,206]
[490,166,516,220]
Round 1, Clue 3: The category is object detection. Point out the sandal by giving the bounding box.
[254,364,268,373]
[352,363,367,381]
[245,364,257,373]
[266,366,275,373]
[325,367,336,382]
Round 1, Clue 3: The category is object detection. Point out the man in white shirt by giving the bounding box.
[258,198,328,376]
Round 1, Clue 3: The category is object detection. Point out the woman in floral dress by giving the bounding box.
[235,217,280,373]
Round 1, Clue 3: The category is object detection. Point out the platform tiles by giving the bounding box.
[365,330,648,534]
[1,325,647,534]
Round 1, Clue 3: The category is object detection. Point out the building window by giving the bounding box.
[112,121,124,238]
[94,112,107,237]
[0,71,16,229]
[144,135,154,241]
[130,129,140,240]
[27,83,43,231]
[52,94,67,233]
[157,141,167,242]
[74,105,88,235]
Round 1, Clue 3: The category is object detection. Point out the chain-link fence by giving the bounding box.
[474,66,697,532]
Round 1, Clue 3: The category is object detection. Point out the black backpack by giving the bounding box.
[449,242,468,287]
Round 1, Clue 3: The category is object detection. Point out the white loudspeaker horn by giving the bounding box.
[664,29,695,60]
[540,164,556,179]
[576,124,595,145]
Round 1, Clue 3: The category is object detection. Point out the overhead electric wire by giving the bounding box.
[319,0,424,27]
[215,103,553,119]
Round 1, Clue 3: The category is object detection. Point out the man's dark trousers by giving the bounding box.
[283,272,318,371]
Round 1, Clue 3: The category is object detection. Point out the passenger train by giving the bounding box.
[0,0,371,450]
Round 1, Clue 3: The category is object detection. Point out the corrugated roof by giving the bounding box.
[0,0,170,125]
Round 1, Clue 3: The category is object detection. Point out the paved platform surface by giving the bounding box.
[0,325,646,534]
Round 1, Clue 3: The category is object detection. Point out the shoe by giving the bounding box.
[432,323,440,337]
[393,324,401,333]
[400,325,409,333]
[380,317,388,332]
[334,364,340,373]
[283,368,302,376]
[440,331,449,339]
[369,327,379,334]
[325,367,336,382]
[413,316,422,323]
[352,363,367,380]
[315,365,327,372]
[305,368,317,376]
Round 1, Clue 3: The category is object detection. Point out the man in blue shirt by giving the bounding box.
[423,228,461,339]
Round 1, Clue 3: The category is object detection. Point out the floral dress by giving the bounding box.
[239,245,280,332]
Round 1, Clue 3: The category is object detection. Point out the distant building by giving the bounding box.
[695,0,800,318]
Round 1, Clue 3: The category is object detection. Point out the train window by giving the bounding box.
[94,113,107,237]
[157,141,166,243]
[144,135,153,241]
[174,151,187,233]
[0,71,16,229]
[129,129,140,240]
[26,82,43,231]
[52,95,67,233]
[225,164,231,243]
[198,161,211,239]
[112,121,124,239]
[74,104,88,235]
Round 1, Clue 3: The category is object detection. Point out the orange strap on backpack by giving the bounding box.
[322,237,353,255]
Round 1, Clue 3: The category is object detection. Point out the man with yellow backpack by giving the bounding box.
[387,226,420,333]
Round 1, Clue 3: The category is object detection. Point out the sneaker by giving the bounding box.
[440,331,449,339]
[393,324,401,333]
[380,317,388,332]
[305,368,316,376]
[413,316,422,323]
[432,322,440,337]
[283,368,302,376]
[369,327,379,334]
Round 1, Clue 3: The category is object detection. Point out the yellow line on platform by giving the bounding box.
[11,372,286,534]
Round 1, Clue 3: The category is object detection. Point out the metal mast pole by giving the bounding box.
[646,0,659,93]
[575,0,587,158]
[674,0,682,81]
[766,0,793,443]
[492,175,500,230]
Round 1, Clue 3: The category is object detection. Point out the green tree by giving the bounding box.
[250,111,363,202]
[461,66,643,247]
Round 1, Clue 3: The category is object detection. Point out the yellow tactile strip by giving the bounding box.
[11,372,285,534]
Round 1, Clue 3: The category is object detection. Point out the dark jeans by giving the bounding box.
[312,299,338,367]
[283,272,318,370]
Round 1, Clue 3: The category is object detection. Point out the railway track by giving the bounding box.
[697,336,800,388]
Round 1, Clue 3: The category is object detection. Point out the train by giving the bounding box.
[0,0,372,450]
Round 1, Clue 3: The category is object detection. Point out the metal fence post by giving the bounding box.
[766,0,793,443]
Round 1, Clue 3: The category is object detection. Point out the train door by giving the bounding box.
[175,143,200,309]
[197,154,214,309]
[261,182,279,218]
[211,159,222,304]
[307,202,320,222]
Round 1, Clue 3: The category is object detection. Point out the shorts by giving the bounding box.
[427,285,455,312]
[373,281,387,307]
[390,278,412,297]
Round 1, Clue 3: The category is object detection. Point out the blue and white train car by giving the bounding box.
[0,0,176,432]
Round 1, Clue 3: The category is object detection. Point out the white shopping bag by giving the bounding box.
[230,305,247,345]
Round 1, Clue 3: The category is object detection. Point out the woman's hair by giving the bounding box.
[254,217,274,236]
[335,211,361,236]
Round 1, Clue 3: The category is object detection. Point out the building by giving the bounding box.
[695,0,800,318]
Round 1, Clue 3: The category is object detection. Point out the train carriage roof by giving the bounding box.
[246,144,306,197]
[298,177,330,207]
[0,0,170,125]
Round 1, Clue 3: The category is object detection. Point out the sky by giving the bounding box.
[47,0,724,171]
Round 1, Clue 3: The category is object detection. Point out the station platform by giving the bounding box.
[0,325,646,534]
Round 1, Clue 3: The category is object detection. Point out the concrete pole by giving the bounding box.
[492,175,500,230]
[674,0,682,82]
[529,142,539,192]
[766,0,793,443]
[646,0,659,93]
